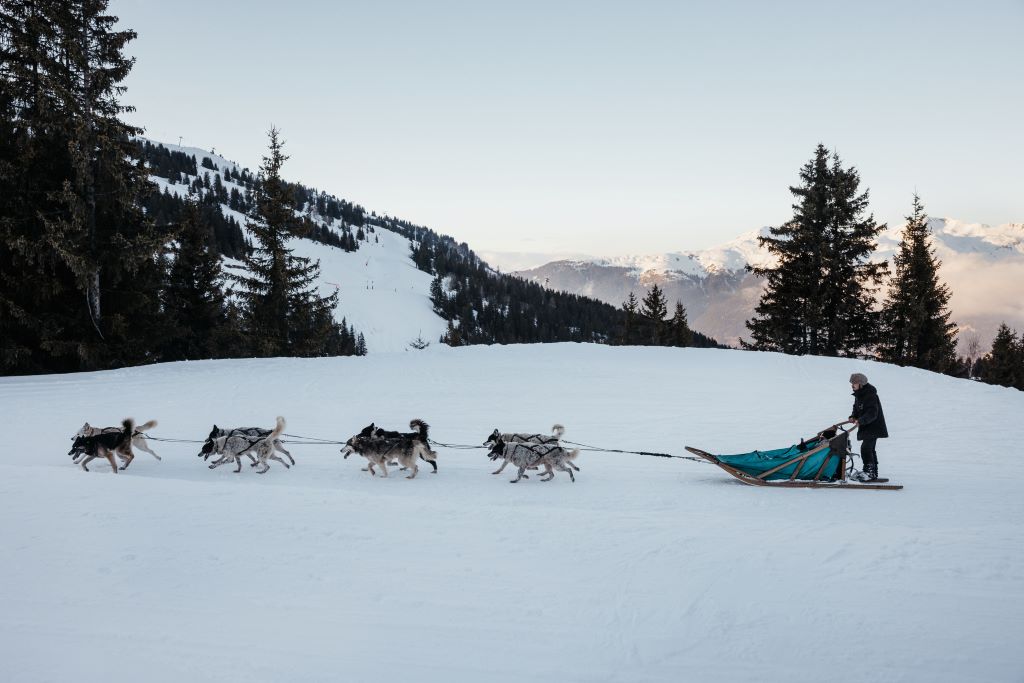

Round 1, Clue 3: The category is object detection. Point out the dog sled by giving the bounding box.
[685,423,903,491]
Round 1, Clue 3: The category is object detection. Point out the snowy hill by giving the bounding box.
[146,141,447,353]
[518,219,1024,349]
[1,344,1022,682]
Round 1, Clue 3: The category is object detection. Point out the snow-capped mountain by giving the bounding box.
[142,139,630,353]
[518,219,1024,350]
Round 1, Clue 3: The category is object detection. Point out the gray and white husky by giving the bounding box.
[72,419,160,464]
[207,417,289,474]
[486,433,580,483]
[483,424,571,476]
[341,419,438,479]
[199,423,294,467]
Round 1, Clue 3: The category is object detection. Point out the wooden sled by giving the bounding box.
[684,437,903,491]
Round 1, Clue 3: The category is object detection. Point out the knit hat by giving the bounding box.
[849,373,868,385]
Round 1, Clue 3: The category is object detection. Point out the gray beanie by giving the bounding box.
[849,373,868,385]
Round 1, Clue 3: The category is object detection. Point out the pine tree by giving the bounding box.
[0,0,164,373]
[621,292,639,345]
[977,324,1022,389]
[429,275,446,313]
[640,284,668,345]
[162,193,231,360]
[744,144,887,356]
[669,301,694,347]
[878,194,958,372]
[232,127,343,357]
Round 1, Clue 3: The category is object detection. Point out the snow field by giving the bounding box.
[1,344,1022,682]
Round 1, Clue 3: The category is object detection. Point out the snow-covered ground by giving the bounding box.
[1,345,1022,682]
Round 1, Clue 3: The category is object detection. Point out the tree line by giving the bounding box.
[618,286,718,348]
[742,143,1020,391]
[0,1,361,375]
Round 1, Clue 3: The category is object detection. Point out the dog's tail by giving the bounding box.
[566,448,580,462]
[135,419,158,433]
[552,424,565,439]
[269,416,286,441]
[409,419,429,441]
[122,418,135,441]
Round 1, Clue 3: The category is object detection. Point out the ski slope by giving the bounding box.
[148,140,448,353]
[1,345,1022,682]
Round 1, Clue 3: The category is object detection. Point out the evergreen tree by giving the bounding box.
[429,275,446,313]
[162,193,231,360]
[231,127,344,357]
[744,144,887,356]
[878,194,958,372]
[621,292,639,345]
[0,0,163,373]
[669,301,694,347]
[977,324,1022,389]
[640,284,668,345]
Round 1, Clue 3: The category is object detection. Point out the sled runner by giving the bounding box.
[685,424,903,491]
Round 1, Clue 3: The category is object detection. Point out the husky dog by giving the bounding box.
[207,417,288,474]
[73,420,161,463]
[356,419,438,472]
[486,433,580,483]
[483,424,565,449]
[341,420,438,479]
[199,424,294,467]
[483,424,573,476]
[68,419,135,473]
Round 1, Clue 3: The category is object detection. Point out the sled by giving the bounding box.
[685,424,903,491]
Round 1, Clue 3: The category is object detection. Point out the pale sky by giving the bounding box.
[115,0,1023,257]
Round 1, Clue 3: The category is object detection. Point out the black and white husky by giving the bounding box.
[72,419,161,464]
[68,419,136,473]
[356,419,439,472]
[485,432,580,483]
[341,419,438,479]
[206,417,289,474]
[199,423,294,468]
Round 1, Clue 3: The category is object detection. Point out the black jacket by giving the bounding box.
[850,383,888,440]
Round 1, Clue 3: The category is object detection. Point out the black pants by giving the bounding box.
[860,437,878,468]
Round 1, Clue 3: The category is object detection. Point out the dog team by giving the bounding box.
[68,418,581,483]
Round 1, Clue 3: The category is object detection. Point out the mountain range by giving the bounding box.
[515,219,1024,351]
[143,138,1020,355]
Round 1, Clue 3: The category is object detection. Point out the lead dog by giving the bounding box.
[483,424,576,476]
[68,419,135,473]
[486,433,580,483]
[341,420,438,479]
[73,420,161,464]
[199,424,294,467]
[207,417,288,474]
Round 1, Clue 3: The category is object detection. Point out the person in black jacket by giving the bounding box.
[847,372,888,481]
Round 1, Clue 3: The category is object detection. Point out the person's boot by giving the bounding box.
[853,464,878,482]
